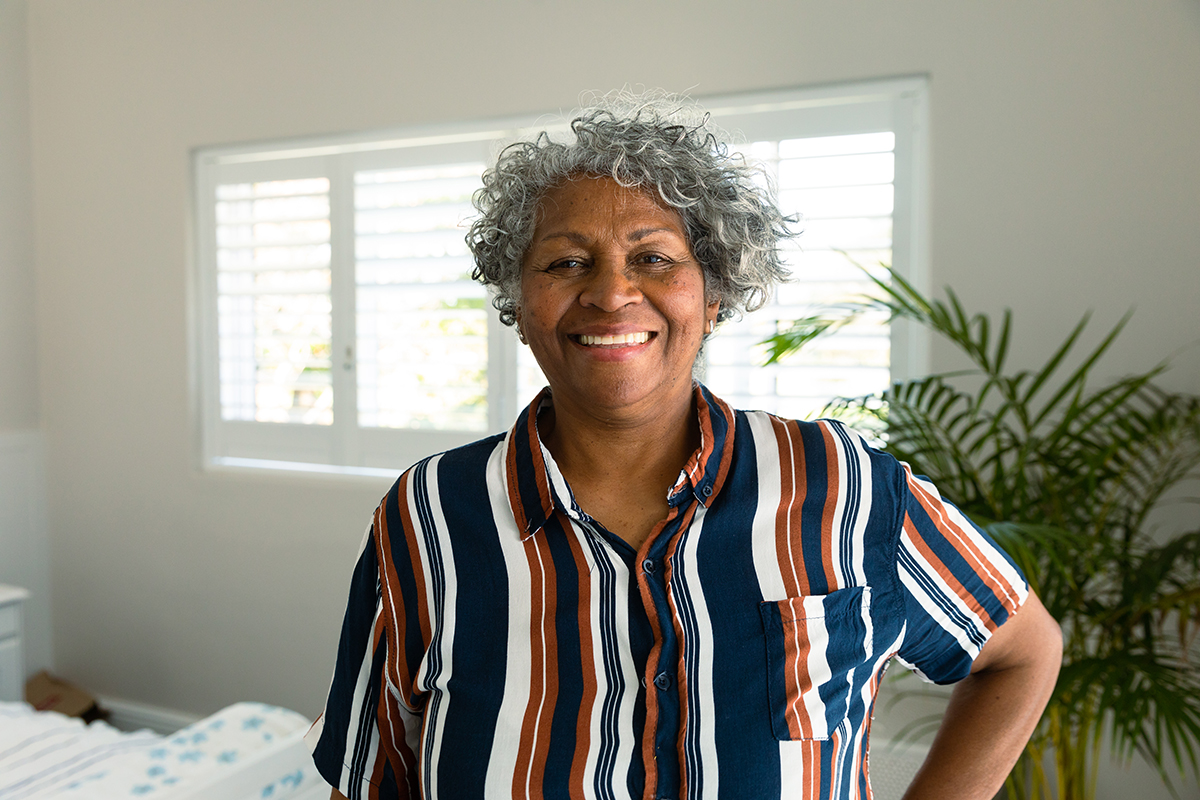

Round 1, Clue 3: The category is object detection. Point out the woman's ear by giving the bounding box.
[705,300,720,334]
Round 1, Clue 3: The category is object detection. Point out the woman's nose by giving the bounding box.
[578,260,642,312]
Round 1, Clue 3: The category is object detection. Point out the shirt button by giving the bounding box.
[701,485,713,497]
[642,558,656,574]
[654,672,671,690]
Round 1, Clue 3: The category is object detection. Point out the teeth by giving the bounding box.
[578,332,650,346]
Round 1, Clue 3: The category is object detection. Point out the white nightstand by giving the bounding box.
[0,585,30,702]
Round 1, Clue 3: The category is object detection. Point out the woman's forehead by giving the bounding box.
[533,175,684,234]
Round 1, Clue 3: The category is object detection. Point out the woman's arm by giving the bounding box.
[901,590,1062,800]
[331,790,348,800]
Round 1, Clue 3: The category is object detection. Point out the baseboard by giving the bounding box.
[98,694,203,735]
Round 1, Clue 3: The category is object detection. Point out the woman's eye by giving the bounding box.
[547,258,584,272]
[637,253,671,267]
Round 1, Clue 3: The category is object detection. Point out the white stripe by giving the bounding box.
[827,723,849,798]
[907,468,1027,609]
[580,522,639,800]
[844,429,873,587]
[411,453,458,798]
[347,604,383,795]
[524,538,553,799]
[580,525,604,800]
[747,412,788,601]
[777,743,806,796]
[679,507,720,800]
[483,436,535,794]
[799,603,832,741]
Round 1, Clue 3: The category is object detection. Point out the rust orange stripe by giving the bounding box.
[786,610,817,740]
[513,530,548,799]
[904,468,1020,612]
[818,422,841,592]
[772,417,807,598]
[634,504,681,800]
[370,614,393,794]
[526,403,555,528]
[707,394,737,499]
[506,433,528,535]
[787,419,812,596]
[513,529,559,800]
[375,479,429,700]
[902,514,998,631]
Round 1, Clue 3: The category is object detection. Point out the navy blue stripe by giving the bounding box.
[705,412,783,800]
[437,436,507,798]
[311,537,379,793]
[512,396,551,533]
[797,420,834,595]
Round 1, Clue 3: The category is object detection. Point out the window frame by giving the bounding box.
[190,77,929,477]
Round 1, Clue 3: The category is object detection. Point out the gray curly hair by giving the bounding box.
[466,93,797,327]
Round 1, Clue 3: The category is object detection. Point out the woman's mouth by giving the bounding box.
[571,332,652,347]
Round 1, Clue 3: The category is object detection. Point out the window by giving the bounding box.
[193,78,928,475]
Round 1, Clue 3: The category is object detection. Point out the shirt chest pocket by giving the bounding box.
[759,586,873,741]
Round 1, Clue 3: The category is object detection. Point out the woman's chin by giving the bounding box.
[548,369,694,421]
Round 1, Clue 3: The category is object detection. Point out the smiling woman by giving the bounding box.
[307,94,1062,800]
[517,176,720,547]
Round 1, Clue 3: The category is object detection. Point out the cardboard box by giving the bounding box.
[24,670,104,721]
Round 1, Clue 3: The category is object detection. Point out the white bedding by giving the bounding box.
[0,701,326,799]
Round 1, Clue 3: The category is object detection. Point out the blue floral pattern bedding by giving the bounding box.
[0,701,322,799]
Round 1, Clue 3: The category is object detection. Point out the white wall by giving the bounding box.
[0,0,52,677]
[18,0,1200,795]
[0,0,38,433]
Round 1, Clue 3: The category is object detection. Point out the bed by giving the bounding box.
[0,700,327,799]
[0,699,927,799]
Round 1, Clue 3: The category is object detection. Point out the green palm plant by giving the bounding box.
[762,268,1200,799]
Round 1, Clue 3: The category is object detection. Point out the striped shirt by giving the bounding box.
[307,384,1027,800]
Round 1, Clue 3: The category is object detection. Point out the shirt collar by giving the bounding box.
[503,383,736,541]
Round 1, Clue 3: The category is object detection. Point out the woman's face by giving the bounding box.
[518,175,719,418]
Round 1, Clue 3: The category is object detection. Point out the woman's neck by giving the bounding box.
[540,384,699,550]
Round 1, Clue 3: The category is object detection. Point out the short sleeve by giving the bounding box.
[893,464,1029,684]
[306,512,423,799]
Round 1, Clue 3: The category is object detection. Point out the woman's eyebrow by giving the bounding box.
[628,227,679,241]
[535,227,681,245]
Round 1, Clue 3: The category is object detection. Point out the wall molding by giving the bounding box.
[99,694,203,735]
